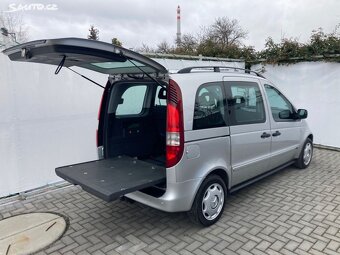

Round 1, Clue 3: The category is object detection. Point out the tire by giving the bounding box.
[295,138,313,169]
[187,174,227,226]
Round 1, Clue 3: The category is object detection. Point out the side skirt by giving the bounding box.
[229,160,295,194]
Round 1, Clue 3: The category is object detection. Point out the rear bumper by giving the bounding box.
[124,178,202,212]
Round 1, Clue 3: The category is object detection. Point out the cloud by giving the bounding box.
[0,0,339,50]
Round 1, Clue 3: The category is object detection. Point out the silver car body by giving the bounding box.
[2,38,312,213]
[125,72,313,212]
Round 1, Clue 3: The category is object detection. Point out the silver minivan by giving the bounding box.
[3,38,313,226]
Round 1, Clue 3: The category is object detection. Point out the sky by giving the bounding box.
[0,0,339,51]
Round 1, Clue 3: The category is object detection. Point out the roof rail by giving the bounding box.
[177,66,265,78]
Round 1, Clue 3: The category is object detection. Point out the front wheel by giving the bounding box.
[188,175,227,226]
[295,138,313,169]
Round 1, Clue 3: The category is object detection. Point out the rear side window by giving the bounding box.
[193,83,227,130]
[225,81,265,125]
[154,86,167,106]
[115,85,147,116]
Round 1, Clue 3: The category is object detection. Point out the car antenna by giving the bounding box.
[54,55,104,89]
[126,58,166,88]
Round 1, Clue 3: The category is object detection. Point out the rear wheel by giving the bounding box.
[188,175,227,226]
[295,138,313,169]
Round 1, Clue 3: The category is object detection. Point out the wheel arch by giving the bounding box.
[307,133,313,142]
[207,169,229,190]
[189,167,230,210]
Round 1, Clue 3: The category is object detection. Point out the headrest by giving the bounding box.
[233,96,245,104]
[198,92,215,106]
[158,87,167,100]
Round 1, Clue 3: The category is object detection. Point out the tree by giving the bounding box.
[196,38,220,57]
[208,17,247,50]
[259,24,340,64]
[260,37,302,63]
[0,12,28,45]
[239,46,257,61]
[156,40,172,53]
[111,37,122,46]
[194,17,248,58]
[136,17,248,58]
[308,26,340,55]
[88,25,99,40]
[259,37,280,61]
[137,43,155,53]
[175,33,198,54]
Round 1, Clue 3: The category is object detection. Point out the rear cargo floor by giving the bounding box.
[55,155,166,202]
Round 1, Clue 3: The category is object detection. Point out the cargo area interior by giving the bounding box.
[104,81,167,197]
[105,81,167,167]
[56,81,168,201]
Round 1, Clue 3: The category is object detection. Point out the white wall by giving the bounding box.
[253,62,340,148]
[1,56,338,197]
[0,56,107,197]
[2,55,338,197]
[0,54,244,197]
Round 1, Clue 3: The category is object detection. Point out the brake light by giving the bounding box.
[166,79,184,168]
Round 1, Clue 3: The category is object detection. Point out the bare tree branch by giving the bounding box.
[176,33,198,54]
[136,43,155,53]
[208,17,247,50]
[156,40,172,53]
[0,12,28,45]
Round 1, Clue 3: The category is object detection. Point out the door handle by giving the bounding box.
[261,132,271,138]
[272,131,281,137]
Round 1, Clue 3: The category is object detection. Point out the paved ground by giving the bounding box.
[0,148,340,255]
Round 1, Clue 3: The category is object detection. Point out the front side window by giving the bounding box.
[193,83,227,130]
[115,85,148,116]
[225,81,265,125]
[264,85,294,121]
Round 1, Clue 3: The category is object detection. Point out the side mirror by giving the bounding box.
[118,98,124,104]
[279,110,291,119]
[296,109,308,119]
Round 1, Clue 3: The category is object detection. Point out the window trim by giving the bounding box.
[193,81,229,130]
[224,81,266,126]
[107,80,157,118]
[264,84,297,123]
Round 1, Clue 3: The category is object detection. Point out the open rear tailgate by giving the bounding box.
[2,38,167,75]
[55,155,165,202]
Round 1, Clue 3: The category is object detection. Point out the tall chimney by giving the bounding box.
[176,5,181,46]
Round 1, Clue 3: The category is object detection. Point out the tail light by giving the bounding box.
[166,79,184,168]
